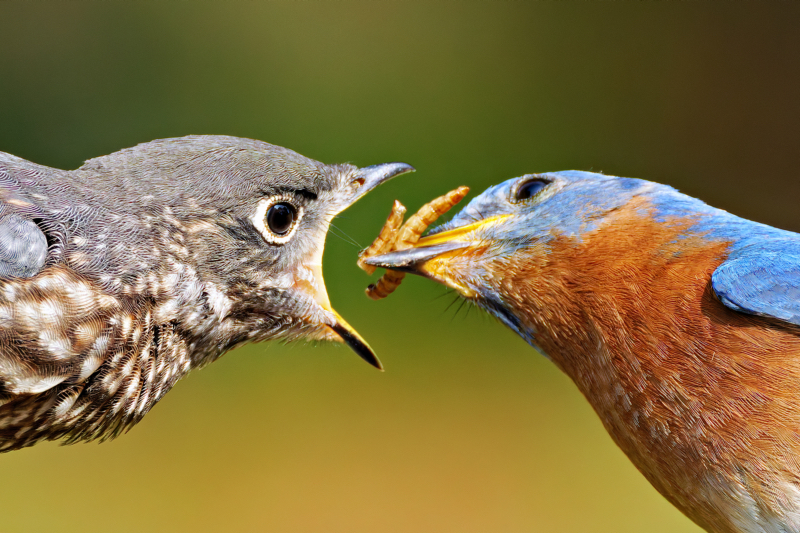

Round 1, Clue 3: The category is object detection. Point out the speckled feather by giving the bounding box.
[367,171,800,533]
[0,136,409,451]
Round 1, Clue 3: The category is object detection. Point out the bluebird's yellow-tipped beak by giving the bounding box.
[362,215,511,299]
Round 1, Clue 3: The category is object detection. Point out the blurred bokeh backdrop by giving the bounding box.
[2,2,799,532]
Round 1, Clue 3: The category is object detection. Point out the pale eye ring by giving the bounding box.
[252,195,304,245]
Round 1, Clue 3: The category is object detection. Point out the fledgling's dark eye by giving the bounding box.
[515,179,549,201]
[267,203,297,235]
[252,196,304,245]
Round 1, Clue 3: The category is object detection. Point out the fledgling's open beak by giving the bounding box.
[361,215,511,300]
[312,162,415,370]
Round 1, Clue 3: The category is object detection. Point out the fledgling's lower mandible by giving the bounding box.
[361,186,469,300]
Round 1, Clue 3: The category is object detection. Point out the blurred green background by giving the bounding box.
[2,2,799,532]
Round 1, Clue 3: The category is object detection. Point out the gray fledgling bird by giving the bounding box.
[0,135,412,452]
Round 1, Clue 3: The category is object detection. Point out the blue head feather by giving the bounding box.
[430,170,800,331]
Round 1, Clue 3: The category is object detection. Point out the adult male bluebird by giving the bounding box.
[0,135,412,452]
[366,171,800,533]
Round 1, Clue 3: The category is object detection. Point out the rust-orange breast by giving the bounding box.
[484,199,800,532]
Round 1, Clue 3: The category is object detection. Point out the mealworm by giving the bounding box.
[357,200,407,276]
[395,186,470,251]
[361,186,469,300]
[365,269,406,300]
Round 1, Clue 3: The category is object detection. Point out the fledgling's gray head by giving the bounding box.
[0,136,412,450]
[66,136,411,366]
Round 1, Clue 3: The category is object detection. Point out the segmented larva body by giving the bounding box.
[395,186,470,251]
[359,186,469,300]
[365,269,406,300]
[357,200,406,276]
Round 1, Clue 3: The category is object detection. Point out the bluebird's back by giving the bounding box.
[367,171,800,533]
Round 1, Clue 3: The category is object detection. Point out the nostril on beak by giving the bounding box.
[351,163,415,201]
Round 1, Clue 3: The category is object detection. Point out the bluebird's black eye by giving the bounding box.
[515,179,549,201]
[266,203,297,235]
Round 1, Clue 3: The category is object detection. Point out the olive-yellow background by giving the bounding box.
[2,3,799,532]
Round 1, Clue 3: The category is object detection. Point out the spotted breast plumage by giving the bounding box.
[367,171,800,533]
[0,135,412,452]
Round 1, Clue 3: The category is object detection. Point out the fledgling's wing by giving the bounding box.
[0,157,112,403]
[0,213,47,279]
[711,240,800,326]
[0,154,53,280]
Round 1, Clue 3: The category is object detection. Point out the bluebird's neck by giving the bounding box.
[480,195,800,532]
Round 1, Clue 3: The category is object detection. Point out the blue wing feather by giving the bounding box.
[712,241,800,326]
